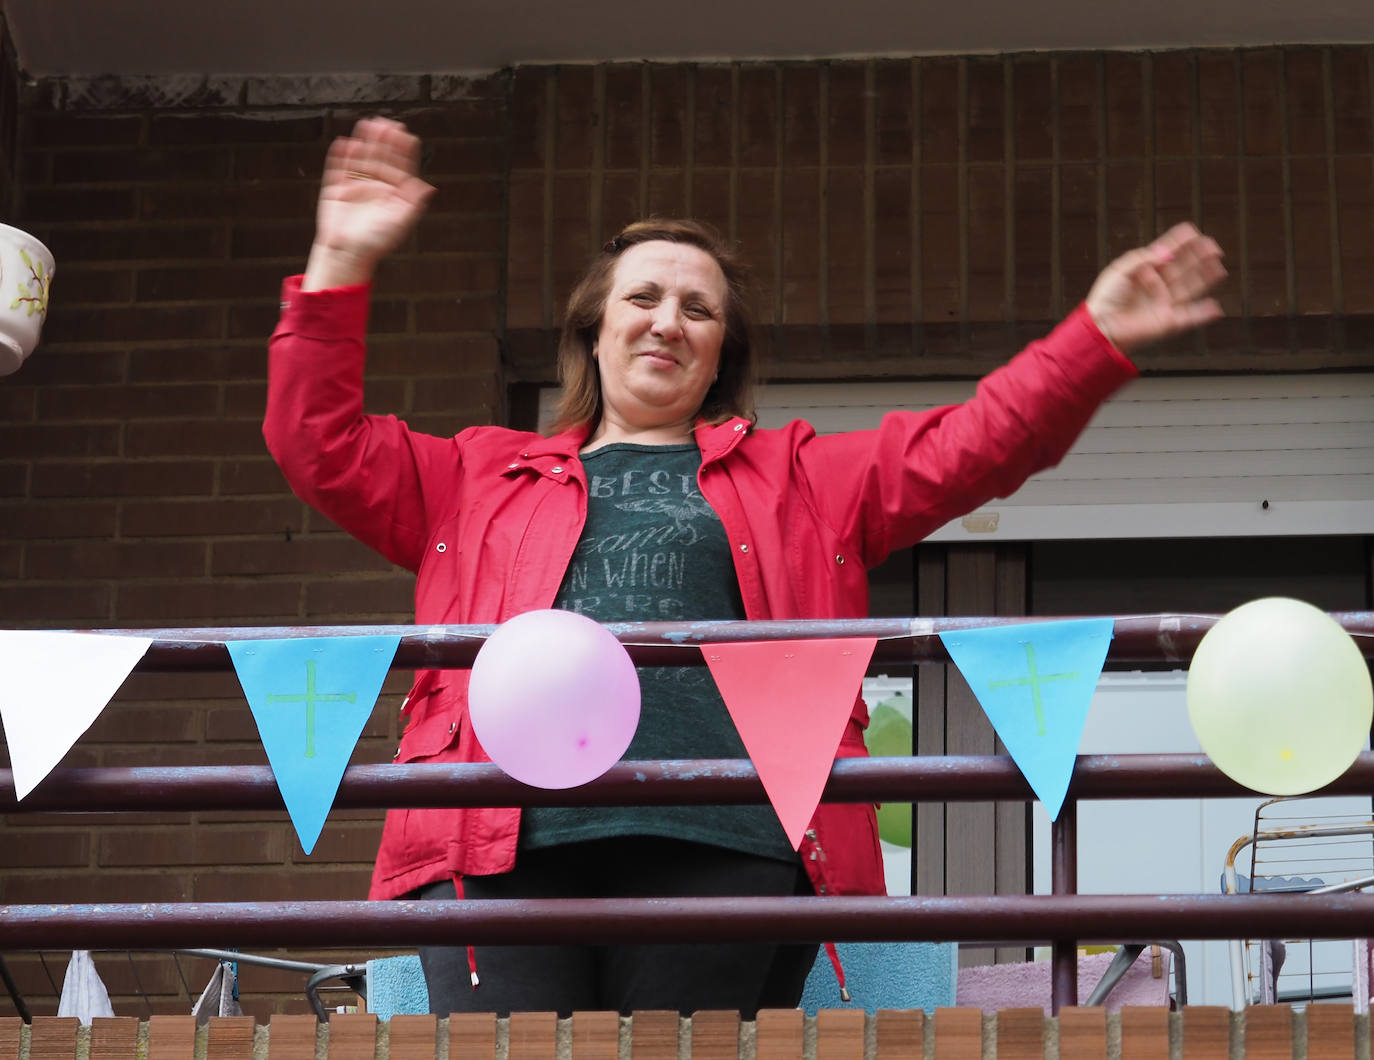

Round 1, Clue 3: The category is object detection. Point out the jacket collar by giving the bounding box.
[694,416,753,463]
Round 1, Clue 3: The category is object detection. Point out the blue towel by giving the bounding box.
[799,941,957,1014]
[365,955,429,1019]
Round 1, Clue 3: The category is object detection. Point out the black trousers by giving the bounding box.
[415,836,819,1018]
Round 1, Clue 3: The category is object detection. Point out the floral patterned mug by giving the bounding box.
[0,224,54,376]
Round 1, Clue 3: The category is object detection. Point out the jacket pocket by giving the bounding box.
[397,670,458,762]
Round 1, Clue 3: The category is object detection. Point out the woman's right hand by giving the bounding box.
[302,117,437,291]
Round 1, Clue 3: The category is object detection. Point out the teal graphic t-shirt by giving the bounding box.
[519,442,796,862]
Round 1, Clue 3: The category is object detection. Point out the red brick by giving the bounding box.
[99,826,288,867]
[604,64,645,171]
[554,65,596,170]
[27,113,144,148]
[919,163,961,321]
[121,497,303,538]
[137,263,286,303]
[217,460,291,496]
[414,295,499,332]
[645,170,688,220]
[0,463,27,498]
[152,114,326,147]
[0,830,90,868]
[302,823,386,864]
[1244,158,1288,314]
[0,543,21,579]
[1153,52,1195,157]
[1057,55,1100,162]
[1284,48,1328,156]
[967,165,1007,321]
[43,223,230,263]
[600,171,642,239]
[828,63,867,168]
[1331,48,1373,154]
[738,66,779,168]
[402,100,506,142]
[127,345,263,384]
[1013,58,1053,162]
[827,167,865,323]
[192,868,373,902]
[874,168,913,323]
[211,537,395,577]
[416,213,505,256]
[228,220,317,260]
[649,67,688,168]
[873,61,914,167]
[919,59,959,165]
[1014,165,1054,320]
[115,579,303,621]
[1,869,190,903]
[509,67,550,171]
[22,187,139,223]
[425,176,506,217]
[88,1017,139,1060]
[693,66,734,169]
[1243,50,1283,156]
[1104,53,1147,158]
[967,58,1005,164]
[53,148,229,185]
[2,499,119,538]
[51,266,135,305]
[0,423,122,459]
[371,255,501,298]
[39,384,220,420]
[124,420,270,459]
[780,166,821,326]
[45,304,223,345]
[0,583,112,622]
[1291,156,1334,313]
[303,575,416,617]
[267,1013,317,1060]
[27,540,207,579]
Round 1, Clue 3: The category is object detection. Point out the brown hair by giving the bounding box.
[549,218,756,434]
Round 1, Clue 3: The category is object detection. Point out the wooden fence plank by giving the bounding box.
[388,1013,438,1060]
[630,1011,678,1060]
[996,1008,1044,1060]
[327,1013,377,1060]
[755,1009,803,1060]
[0,1017,21,1060]
[147,1015,197,1060]
[267,1014,317,1060]
[1120,1007,1169,1060]
[28,1018,79,1060]
[89,1017,139,1060]
[508,1011,557,1060]
[689,1010,739,1060]
[447,1012,497,1060]
[206,1016,256,1060]
[815,1009,865,1060]
[875,1010,923,1060]
[1057,1007,1106,1060]
[1243,1005,1293,1060]
[1305,1004,1354,1060]
[933,1008,981,1060]
[571,1011,618,1060]
[1182,1006,1231,1060]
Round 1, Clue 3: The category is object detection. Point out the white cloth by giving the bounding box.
[56,950,114,1025]
[191,962,244,1023]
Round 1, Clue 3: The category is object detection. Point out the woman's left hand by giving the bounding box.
[1085,222,1227,354]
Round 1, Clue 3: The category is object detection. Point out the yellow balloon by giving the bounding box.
[1187,597,1372,795]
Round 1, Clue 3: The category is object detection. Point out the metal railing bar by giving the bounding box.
[69,612,1374,670]
[9,753,1374,813]
[5,894,1374,951]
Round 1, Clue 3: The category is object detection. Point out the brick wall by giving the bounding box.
[0,10,17,217]
[0,45,1372,1019]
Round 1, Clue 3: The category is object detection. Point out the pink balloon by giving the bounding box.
[468,609,641,788]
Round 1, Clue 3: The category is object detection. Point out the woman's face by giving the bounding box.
[593,240,728,434]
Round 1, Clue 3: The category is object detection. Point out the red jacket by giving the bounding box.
[265,277,1136,902]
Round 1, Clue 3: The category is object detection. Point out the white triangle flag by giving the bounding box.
[0,630,152,798]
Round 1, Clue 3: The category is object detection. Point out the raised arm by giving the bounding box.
[265,119,449,572]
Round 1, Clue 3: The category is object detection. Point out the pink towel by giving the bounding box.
[955,949,1172,1014]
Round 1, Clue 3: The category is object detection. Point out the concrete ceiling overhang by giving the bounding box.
[5,0,1374,78]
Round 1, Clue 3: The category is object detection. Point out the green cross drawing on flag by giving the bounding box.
[987,643,1078,736]
[266,658,356,758]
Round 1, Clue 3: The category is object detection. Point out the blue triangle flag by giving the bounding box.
[939,619,1113,820]
[227,636,400,854]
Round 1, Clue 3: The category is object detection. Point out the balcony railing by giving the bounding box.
[4,613,1373,1014]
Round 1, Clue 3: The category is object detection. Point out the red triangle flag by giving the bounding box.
[704,637,878,849]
